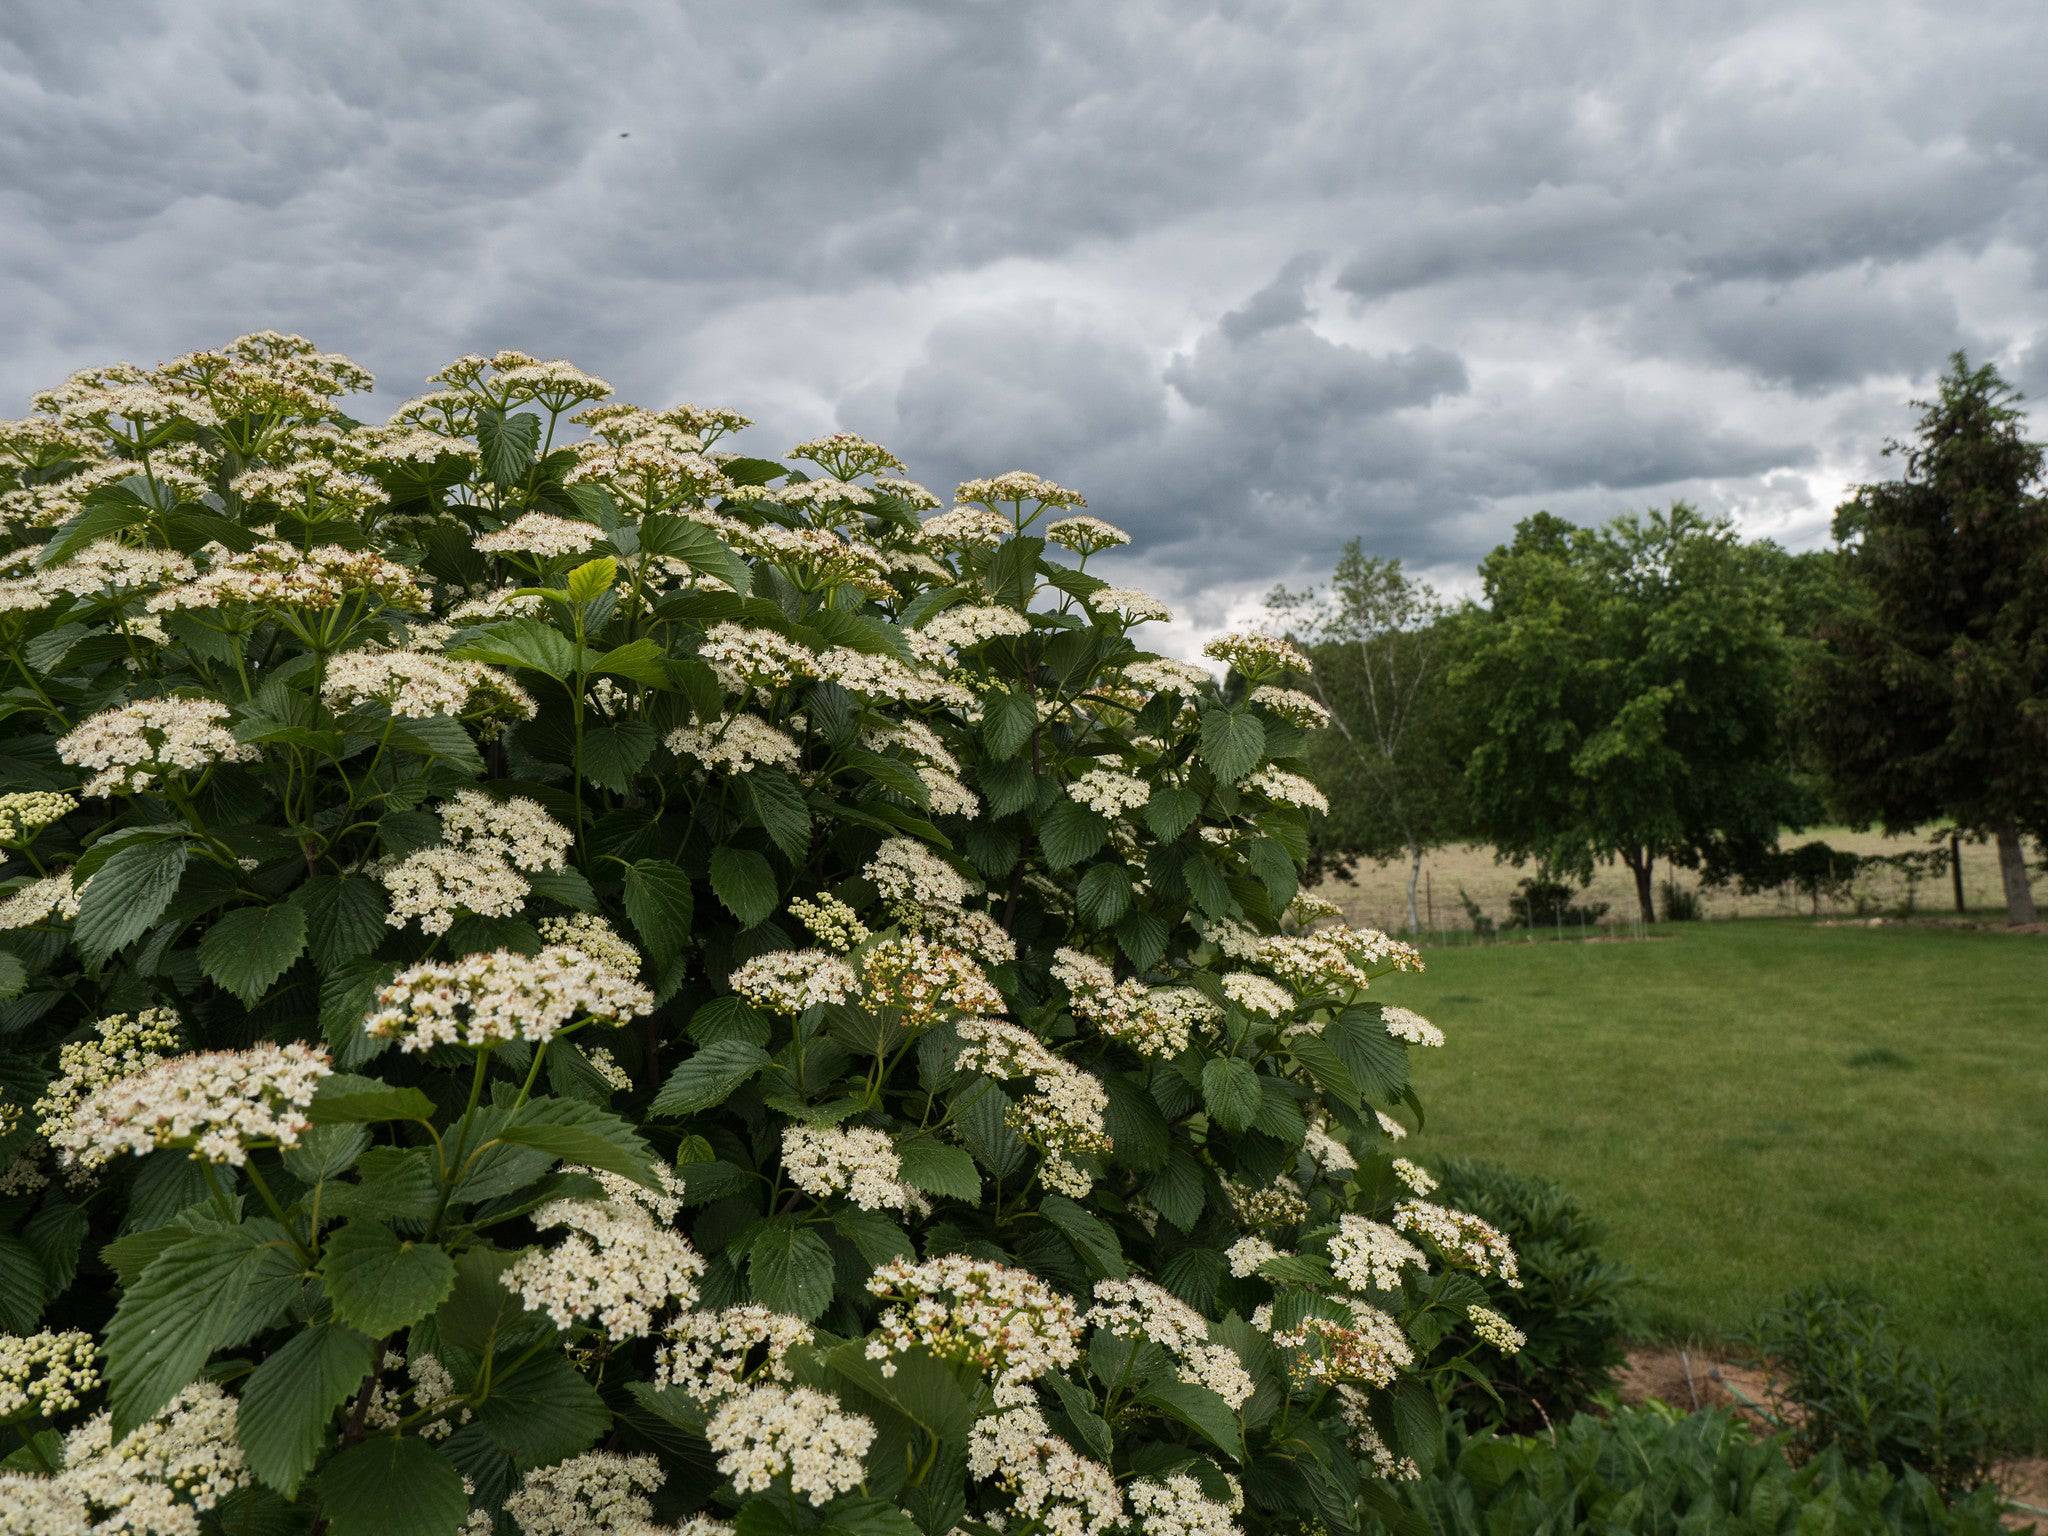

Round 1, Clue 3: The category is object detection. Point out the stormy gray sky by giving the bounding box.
[6,1,2048,647]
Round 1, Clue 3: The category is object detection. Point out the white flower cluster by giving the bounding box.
[52,1042,329,1169]
[33,1008,182,1173]
[1337,1388,1422,1481]
[150,540,427,615]
[1259,924,1424,996]
[966,1403,1123,1536]
[1226,1236,1282,1277]
[0,1381,252,1534]
[378,846,530,934]
[1469,1305,1527,1353]
[955,471,1087,510]
[1044,514,1129,554]
[704,1384,873,1505]
[780,1124,920,1212]
[439,790,574,871]
[1392,1156,1437,1195]
[0,871,81,930]
[1086,1277,1255,1410]
[504,1170,704,1340]
[536,912,643,978]
[1392,1200,1521,1286]
[1052,949,1217,1059]
[918,507,1013,551]
[1381,1004,1445,1047]
[921,603,1030,650]
[1223,1174,1309,1226]
[952,1019,1114,1196]
[855,935,1006,1029]
[666,715,801,775]
[658,1305,812,1404]
[321,649,535,720]
[475,512,606,558]
[0,1330,98,1418]
[1066,768,1150,817]
[1127,1472,1245,1536]
[728,949,856,1015]
[1269,1301,1415,1389]
[1089,586,1172,624]
[698,623,817,693]
[865,1254,1082,1396]
[1249,685,1332,728]
[813,646,971,708]
[1302,1120,1358,1176]
[1203,630,1312,678]
[501,1450,663,1536]
[366,944,653,1051]
[55,696,258,797]
[1122,657,1211,697]
[1221,971,1293,1019]
[788,894,869,951]
[864,836,971,911]
[0,791,73,844]
[1328,1214,1429,1293]
[1246,765,1329,815]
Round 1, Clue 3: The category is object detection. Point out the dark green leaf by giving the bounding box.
[709,845,778,927]
[981,690,1036,760]
[1075,863,1133,928]
[237,1323,376,1496]
[296,875,389,968]
[650,1040,770,1118]
[477,408,541,488]
[316,1434,468,1536]
[745,768,813,862]
[495,1097,661,1188]
[319,1222,457,1338]
[578,721,657,792]
[1198,706,1265,784]
[199,904,308,1007]
[748,1223,835,1320]
[894,1138,980,1202]
[1201,1057,1262,1133]
[1037,1194,1126,1280]
[620,858,693,966]
[474,1349,609,1467]
[1144,786,1202,842]
[74,838,188,966]
[310,1073,436,1125]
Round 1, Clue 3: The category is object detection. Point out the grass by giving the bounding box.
[1392,917,2048,1446]
[1325,825,2045,933]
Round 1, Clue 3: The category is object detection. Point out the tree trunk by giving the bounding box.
[1404,843,1423,933]
[1950,829,1965,914]
[1624,847,1656,924]
[1994,820,2037,925]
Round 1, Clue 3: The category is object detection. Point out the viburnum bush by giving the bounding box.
[0,334,1522,1536]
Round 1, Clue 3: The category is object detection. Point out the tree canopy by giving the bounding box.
[1808,353,2048,923]
[1453,504,1813,923]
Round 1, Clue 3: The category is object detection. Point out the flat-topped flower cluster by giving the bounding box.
[0,334,1525,1536]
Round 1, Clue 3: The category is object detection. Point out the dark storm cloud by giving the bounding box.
[5,0,2047,640]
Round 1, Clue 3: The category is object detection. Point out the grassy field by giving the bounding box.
[1388,918,2048,1445]
[1325,826,2046,933]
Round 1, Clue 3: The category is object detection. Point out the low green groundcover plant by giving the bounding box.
[1399,1402,2009,1534]
[0,336,1531,1535]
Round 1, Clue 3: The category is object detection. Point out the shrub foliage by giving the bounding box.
[0,336,1525,1536]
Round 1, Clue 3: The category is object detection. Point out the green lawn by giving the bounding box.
[1396,919,2048,1445]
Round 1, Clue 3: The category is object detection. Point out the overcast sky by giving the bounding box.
[6,1,2047,647]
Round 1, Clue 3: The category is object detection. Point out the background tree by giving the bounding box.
[1265,543,1467,929]
[1454,504,1813,923]
[1807,354,2048,924]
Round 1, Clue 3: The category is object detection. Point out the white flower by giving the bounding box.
[1250,685,1332,728]
[855,935,1006,1027]
[1045,514,1129,554]
[729,949,856,1015]
[865,836,971,910]
[1392,1200,1521,1286]
[1226,1236,1281,1277]
[1246,765,1329,815]
[0,1331,98,1418]
[504,1177,704,1340]
[52,1042,330,1169]
[56,697,258,797]
[1066,768,1150,817]
[781,1124,919,1211]
[1470,1305,1527,1353]
[921,603,1030,649]
[0,871,81,930]
[1203,630,1312,678]
[378,846,529,935]
[658,1306,812,1404]
[698,623,817,693]
[866,1254,1081,1392]
[1090,586,1172,624]
[1381,1004,1445,1047]
[918,507,1012,550]
[666,715,801,774]
[49,1380,250,1527]
[322,649,535,720]
[438,790,574,872]
[475,513,606,557]
[954,471,1086,510]
[34,1008,181,1173]
[787,894,869,952]
[1392,1156,1438,1195]
[1121,657,1211,696]
[705,1385,873,1505]
[1221,971,1293,1018]
[1127,1472,1242,1536]
[1303,1120,1357,1176]
[502,1451,663,1536]
[966,1403,1122,1536]
[367,945,653,1051]
[1270,1301,1414,1388]
[1086,1278,1254,1409]
[535,912,643,978]
[1328,1214,1428,1292]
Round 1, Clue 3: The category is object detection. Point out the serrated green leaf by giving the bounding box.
[1144,785,1202,841]
[1201,1057,1262,1133]
[1037,1194,1126,1280]
[894,1138,980,1202]
[565,556,617,604]
[1075,863,1133,928]
[316,1434,468,1536]
[494,1097,661,1189]
[237,1323,376,1496]
[74,838,188,966]
[474,1349,609,1467]
[319,1222,457,1338]
[650,1041,770,1118]
[1139,1377,1245,1460]
[748,1223,835,1320]
[709,845,777,927]
[981,690,1035,760]
[578,721,657,792]
[476,408,541,489]
[590,637,668,685]
[0,1235,45,1333]
[310,1073,437,1125]
[1037,795,1107,870]
[744,768,813,861]
[199,903,307,1007]
[296,874,389,968]
[1198,706,1266,784]
[620,858,693,966]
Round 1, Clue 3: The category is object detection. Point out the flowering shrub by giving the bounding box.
[0,335,1521,1536]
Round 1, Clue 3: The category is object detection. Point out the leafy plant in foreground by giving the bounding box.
[0,336,1522,1536]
